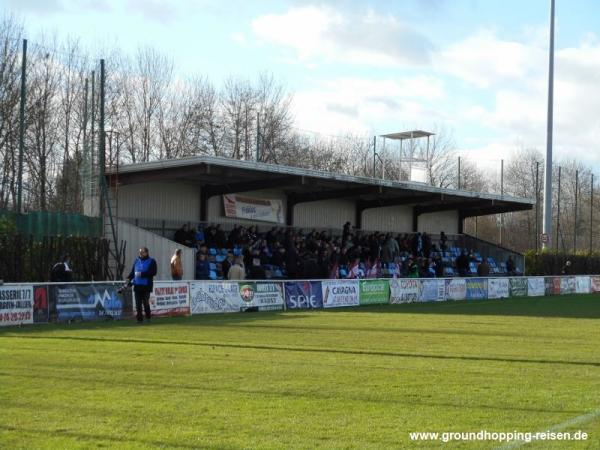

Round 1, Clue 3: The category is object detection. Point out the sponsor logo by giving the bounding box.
[239,284,255,303]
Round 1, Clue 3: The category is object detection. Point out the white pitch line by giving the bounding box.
[497,408,600,449]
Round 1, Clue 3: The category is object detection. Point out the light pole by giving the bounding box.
[542,0,555,250]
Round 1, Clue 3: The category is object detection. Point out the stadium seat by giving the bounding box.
[209,270,217,280]
[233,248,242,256]
[220,248,228,255]
[209,248,217,256]
[215,254,226,263]
[209,262,217,271]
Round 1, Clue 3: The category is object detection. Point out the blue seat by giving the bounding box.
[221,248,228,255]
[209,262,217,271]
[209,248,217,256]
[233,248,242,256]
[339,269,348,278]
[215,255,226,263]
[209,270,217,280]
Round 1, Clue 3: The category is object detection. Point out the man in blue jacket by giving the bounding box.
[127,247,158,323]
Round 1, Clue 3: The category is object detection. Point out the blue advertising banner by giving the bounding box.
[284,281,323,310]
[466,278,488,300]
[51,284,127,322]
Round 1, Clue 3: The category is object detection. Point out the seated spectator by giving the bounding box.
[174,224,189,246]
[195,253,210,280]
[456,251,469,277]
[506,255,516,275]
[439,231,448,254]
[477,260,490,277]
[227,257,246,280]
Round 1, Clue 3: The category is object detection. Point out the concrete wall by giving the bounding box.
[293,199,356,229]
[114,219,196,281]
[418,210,459,234]
[361,205,414,233]
[115,182,200,223]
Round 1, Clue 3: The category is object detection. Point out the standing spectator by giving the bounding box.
[506,256,516,275]
[221,253,234,278]
[456,251,469,277]
[247,258,266,280]
[477,259,490,277]
[227,256,246,280]
[439,231,448,255]
[561,260,572,275]
[127,247,157,324]
[302,251,321,279]
[195,253,210,280]
[342,222,352,246]
[423,233,432,258]
[50,254,73,282]
[170,249,183,280]
[285,241,299,279]
[382,234,399,266]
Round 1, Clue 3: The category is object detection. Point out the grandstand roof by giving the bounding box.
[380,130,435,140]
[107,155,534,218]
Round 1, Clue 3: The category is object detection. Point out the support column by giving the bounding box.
[412,207,419,232]
[286,195,296,227]
[200,187,208,223]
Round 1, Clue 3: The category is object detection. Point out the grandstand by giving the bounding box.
[95,155,534,280]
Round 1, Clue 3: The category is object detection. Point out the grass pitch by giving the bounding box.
[1,295,600,449]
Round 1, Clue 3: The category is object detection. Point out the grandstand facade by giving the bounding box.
[95,155,534,279]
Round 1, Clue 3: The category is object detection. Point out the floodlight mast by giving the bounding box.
[542,0,555,250]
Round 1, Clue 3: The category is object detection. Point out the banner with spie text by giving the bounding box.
[284,281,323,310]
[0,285,34,327]
[149,282,190,317]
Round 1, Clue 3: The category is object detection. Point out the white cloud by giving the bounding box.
[251,6,432,67]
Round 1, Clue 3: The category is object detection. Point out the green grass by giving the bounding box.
[2,295,600,449]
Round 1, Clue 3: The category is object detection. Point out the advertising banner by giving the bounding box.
[51,284,125,322]
[223,194,284,224]
[0,285,34,327]
[445,279,467,301]
[389,279,420,304]
[591,276,600,293]
[238,282,284,311]
[560,277,576,295]
[527,278,545,297]
[190,282,241,314]
[509,278,528,297]
[284,281,323,310]
[149,282,190,317]
[359,279,390,305]
[419,279,446,302]
[466,278,487,300]
[33,285,49,323]
[321,280,360,308]
[488,278,509,299]
[576,276,591,294]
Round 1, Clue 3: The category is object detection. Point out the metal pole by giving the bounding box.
[16,39,27,213]
[542,0,555,250]
[90,70,95,189]
[574,169,578,253]
[256,113,260,162]
[457,156,461,190]
[99,60,106,217]
[590,173,594,254]
[372,136,376,177]
[500,159,504,245]
[535,161,540,253]
[381,137,386,180]
[556,166,561,252]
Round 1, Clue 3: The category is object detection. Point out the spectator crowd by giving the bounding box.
[170,222,518,281]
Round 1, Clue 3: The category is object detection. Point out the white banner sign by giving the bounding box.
[223,194,284,224]
[575,277,591,294]
[190,282,241,314]
[321,280,360,308]
[150,282,190,317]
[445,279,467,301]
[419,279,446,302]
[591,277,600,293]
[488,278,509,299]
[527,278,545,297]
[389,279,420,304]
[238,282,285,311]
[0,285,34,327]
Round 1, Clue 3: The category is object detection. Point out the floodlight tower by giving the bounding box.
[542,0,555,250]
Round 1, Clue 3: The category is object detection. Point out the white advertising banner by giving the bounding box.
[445,279,467,301]
[389,279,420,304]
[0,285,34,327]
[223,194,284,224]
[527,278,545,297]
[576,277,591,294]
[238,282,285,311]
[419,279,446,302]
[149,282,190,317]
[488,278,509,299]
[190,282,241,314]
[591,277,600,293]
[321,280,360,308]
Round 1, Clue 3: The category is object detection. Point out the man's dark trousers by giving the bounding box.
[134,288,152,322]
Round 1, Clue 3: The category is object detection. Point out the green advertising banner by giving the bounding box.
[509,278,528,297]
[359,279,390,305]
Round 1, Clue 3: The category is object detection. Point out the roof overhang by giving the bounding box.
[107,155,534,218]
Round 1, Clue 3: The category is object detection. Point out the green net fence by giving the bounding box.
[0,210,102,238]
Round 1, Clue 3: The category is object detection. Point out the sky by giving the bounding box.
[4,0,600,172]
